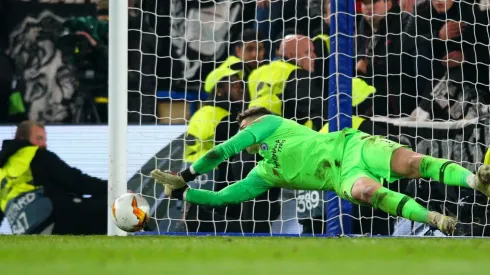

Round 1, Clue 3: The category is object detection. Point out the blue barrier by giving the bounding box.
[157,90,208,116]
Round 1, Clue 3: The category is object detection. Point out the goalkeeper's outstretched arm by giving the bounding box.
[184,169,272,207]
[187,115,281,178]
[151,114,282,202]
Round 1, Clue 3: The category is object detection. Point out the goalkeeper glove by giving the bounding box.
[151,168,197,200]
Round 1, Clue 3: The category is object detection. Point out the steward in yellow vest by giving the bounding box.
[204,29,265,94]
[204,55,242,93]
[185,68,245,164]
[186,68,278,233]
[247,35,325,130]
[0,121,107,235]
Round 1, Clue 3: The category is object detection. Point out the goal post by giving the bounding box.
[326,0,355,235]
[108,0,128,236]
[110,0,490,237]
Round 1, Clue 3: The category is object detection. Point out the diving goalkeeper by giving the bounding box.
[152,107,490,235]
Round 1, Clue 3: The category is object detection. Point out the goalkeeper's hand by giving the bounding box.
[151,169,189,200]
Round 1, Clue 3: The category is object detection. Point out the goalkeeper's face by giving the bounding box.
[239,117,261,154]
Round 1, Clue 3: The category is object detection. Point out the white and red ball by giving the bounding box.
[112,193,150,232]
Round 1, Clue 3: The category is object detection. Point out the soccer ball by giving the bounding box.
[112,193,150,232]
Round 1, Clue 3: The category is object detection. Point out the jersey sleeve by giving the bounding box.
[191,115,283,175]
[184,168,272,207]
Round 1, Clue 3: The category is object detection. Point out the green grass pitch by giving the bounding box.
[0,235,489,274]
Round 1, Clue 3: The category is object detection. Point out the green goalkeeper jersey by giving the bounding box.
[185,115,358,207]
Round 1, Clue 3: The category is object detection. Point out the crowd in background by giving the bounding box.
[0,0,488,125]
[171,0,490,235]
[1,0,490,236]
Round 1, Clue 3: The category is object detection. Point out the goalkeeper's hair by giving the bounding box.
[237,107,273,124]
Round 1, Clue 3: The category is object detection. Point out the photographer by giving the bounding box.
[60,0,157,124]
[58,1,109,123]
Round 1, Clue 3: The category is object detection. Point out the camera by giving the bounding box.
[58,16,108,70]
[57,16,109,123]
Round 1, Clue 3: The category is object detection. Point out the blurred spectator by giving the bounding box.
[399,0,416,14]
[356,0,417,117]
[248,34,325,130]
[309,0,327,37]
[181,69,280,233]
[0,121,107,235]
[231,29,266,77]
[256,0,311,59]
[204,29,266,95]
[156,0,243,92]
[311,0,331,100]
[405,0,490,121]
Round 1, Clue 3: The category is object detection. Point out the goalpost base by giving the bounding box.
[133,232,490,239]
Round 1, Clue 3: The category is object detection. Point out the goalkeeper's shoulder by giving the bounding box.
[248,114,284,126]
[320,127,362,136]
[238,114,284,138]
[184,167,273,207]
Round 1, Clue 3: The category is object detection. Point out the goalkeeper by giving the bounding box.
[152,107,490,235]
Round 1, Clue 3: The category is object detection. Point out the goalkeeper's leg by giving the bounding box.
[390,147,490,198]
[350,177,456,235]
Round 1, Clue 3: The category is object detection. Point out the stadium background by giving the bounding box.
[2,117,488,235]
[0,0,489,237]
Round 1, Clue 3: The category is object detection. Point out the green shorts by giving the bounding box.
[332,132,409,204]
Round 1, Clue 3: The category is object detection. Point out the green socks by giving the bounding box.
[370,156,476,224]
[419,156,475,188]
[372,187,429,223]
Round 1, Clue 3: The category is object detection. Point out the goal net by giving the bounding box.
[123,0,490,237]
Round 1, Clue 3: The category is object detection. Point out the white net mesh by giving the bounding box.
[128,0,490,236]
[353,0,490,236]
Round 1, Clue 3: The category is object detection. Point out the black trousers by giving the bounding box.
[50,196,107,235]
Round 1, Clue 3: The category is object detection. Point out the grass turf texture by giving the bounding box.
[0,236,488,274]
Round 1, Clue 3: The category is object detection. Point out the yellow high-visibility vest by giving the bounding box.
[0,146,39,211]
[184,105,230,163]
[313,34,331,54]
[247,60,300,115]
[204,55,242,93]
[484,148,490,165]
